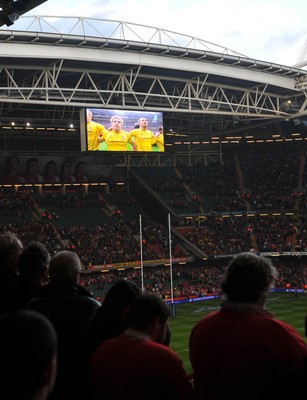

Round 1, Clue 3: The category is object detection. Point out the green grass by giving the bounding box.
[169,292,307,374]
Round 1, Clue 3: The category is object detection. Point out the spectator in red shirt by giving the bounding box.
[90,293,194,400]
[189,252,307,400]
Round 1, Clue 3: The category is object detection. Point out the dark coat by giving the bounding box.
[0,265,18,315]
[26,281,101,400]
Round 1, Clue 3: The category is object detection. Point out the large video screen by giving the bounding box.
[80,108,164,152]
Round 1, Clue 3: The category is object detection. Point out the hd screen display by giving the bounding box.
[81,108,164,152]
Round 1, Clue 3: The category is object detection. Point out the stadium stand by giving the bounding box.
[0,140,307,302]
[0,17,307,304]
[2,15,307,400]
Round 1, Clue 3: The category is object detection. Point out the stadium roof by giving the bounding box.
[1,16,307,152]
[0,0,47,26]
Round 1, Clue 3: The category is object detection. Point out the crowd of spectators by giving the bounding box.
[33,192,104,209]
[1,142,307,399]
[79,258,307,303]
[238,144,300,210]
[0,142,307,289]
[2,231,305,400]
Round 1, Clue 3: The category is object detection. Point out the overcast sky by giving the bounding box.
[25,0,307,67]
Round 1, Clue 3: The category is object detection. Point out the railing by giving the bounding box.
[0,15,248,57]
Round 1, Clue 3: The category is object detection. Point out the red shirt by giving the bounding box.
[90,333,194,400]
[1,174,25,184]
[189,305,307,400]
[24,173,43,183]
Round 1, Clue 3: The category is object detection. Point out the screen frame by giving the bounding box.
[80,108,165,153]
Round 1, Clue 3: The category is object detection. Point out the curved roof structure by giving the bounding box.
[1,16,307,151]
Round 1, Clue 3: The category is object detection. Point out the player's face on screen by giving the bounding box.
[87,111,92,123]
[111,117,123,132]
[139,118,148,128]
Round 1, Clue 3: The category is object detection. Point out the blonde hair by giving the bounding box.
[110,115,124,125]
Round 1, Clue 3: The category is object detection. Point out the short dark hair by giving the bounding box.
[103,279,142,313]
[221,252,277,303]
[0,309,57,399]
[18,241,50,277]
[26,157,38,166]
[127,293,170,330]
[45,160,56,169]
[5,155,19,166]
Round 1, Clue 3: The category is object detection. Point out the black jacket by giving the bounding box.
[26,281,101,400]
[0,265,18,315]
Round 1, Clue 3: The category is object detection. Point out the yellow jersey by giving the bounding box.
[155,134,164,151]
[130,128,157,151]
[87,121,106,151]
[102,130,135,151]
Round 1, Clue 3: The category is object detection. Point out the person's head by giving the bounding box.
[127,293,170,344]
[110,115,124,132]
[18,241,51,285]
[5,155,20,174]
[60,160,71,176]
[25,157,39,175]
[138,117,148,129]
[102,279,142,320]
[87,279,141,351]
[87,110,93,123]
[74,161,85,175]
[0,309,58,400]
[221,252,278,306]
[44,160,56,174]
[49,251,82,285]
[0,231,23,274]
